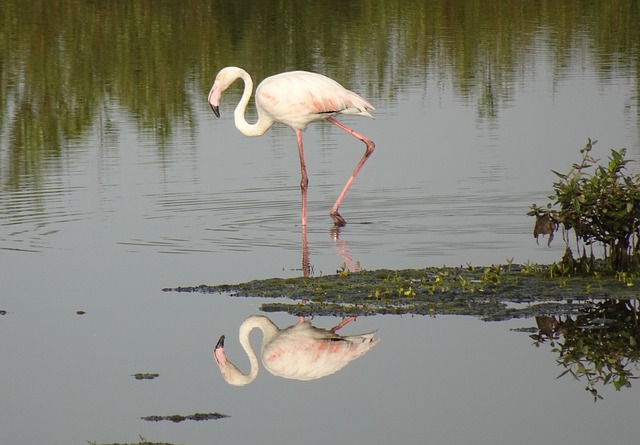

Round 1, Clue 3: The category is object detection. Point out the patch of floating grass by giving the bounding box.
[165,261,640,320]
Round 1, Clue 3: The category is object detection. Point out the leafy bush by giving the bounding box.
[529,139,640,272]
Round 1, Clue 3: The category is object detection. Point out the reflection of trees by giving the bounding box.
[531,300,640,401]
[1,0,638,188]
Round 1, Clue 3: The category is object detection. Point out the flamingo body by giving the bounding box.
[255,71,374,130]
[208,66,376,227]
[214,315,378,386]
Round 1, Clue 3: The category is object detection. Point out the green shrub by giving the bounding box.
[529,139,640,272]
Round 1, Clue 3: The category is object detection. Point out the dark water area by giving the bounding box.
[1,1,639,444]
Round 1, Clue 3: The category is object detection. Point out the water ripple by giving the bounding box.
[0,185,91,252]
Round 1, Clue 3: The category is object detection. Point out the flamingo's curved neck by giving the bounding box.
[236,315,279,384]
[233,71,274,137]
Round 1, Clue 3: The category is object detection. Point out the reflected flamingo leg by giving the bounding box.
[302,223,310,276]
[295,129,309,227]
[330,316,356,333]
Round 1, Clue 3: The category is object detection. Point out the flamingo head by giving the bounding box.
[208,67,248,118]
[213,335,253,386]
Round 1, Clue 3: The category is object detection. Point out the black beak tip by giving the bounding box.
[215,335,225,349]
[211,104,220,118]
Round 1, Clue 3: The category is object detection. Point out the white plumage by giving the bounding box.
[214,315,378,386]
[208,66,376,227]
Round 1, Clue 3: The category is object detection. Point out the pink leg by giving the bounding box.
[330,316,356,333]
[326,117,375,226]
[296,130,309,227]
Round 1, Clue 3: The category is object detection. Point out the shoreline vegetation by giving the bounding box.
[163,262,640,320]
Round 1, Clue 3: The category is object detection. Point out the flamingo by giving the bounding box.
[213,315,378,386]
[208,66,375,227]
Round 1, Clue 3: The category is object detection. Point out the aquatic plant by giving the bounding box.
[169,263,640,320]
[529,139,640,272]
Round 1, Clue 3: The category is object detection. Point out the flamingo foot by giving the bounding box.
[330,210,347,227]
[330,316,356,333]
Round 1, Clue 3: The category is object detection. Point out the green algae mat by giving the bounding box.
[164,264,640,320]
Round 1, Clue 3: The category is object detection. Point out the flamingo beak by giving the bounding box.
[210,103,220,118]
[214,335,227,366]
[208,83,222,118]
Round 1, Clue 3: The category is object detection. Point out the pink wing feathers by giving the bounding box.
[261,320,378,381]
[256,71,374,130]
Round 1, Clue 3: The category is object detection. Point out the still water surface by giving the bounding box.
[1,1,639,444]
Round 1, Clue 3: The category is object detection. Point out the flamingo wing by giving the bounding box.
[256,71,374,130]
[262,323,378,380]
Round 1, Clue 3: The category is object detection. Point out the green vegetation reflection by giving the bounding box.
[532,300,640,402]
[1,0,639,189]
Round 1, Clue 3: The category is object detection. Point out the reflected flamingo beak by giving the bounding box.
[214,335,226,366]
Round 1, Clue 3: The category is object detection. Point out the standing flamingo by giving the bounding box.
[208,66,375,227]
[213,315,378,386]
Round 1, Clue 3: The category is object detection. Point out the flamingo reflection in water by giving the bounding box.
[214,315,378,386]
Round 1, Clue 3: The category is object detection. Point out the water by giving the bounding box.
[1,1,640,444]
